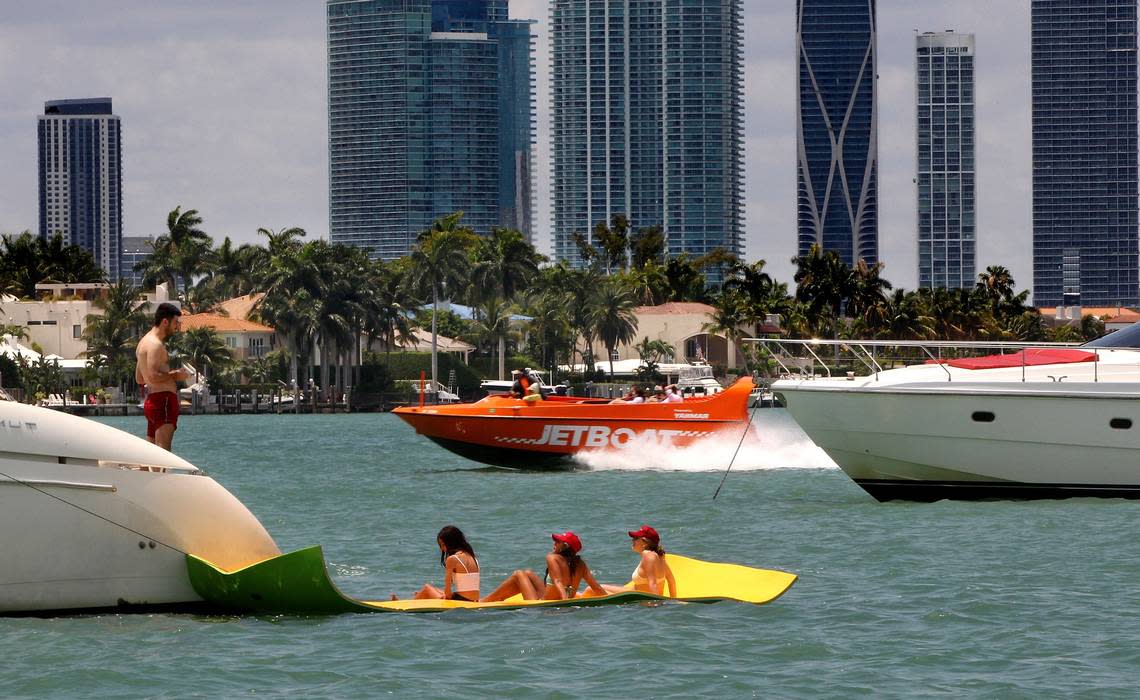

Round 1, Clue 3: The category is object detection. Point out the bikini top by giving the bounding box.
[632,560,670,594]
[450,554,480,592]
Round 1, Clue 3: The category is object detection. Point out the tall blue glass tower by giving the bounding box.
[37,98,122,280]
[327,0,535,259]
[550,0,745,271]
[796,0,878,267]
[1031,0,1138,307]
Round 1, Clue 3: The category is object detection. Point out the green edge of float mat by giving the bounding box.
[186,545,797,614]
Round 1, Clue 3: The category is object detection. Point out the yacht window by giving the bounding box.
[971,411,995,423]
[1110,418,1132,430]
[1084,323,1140,348]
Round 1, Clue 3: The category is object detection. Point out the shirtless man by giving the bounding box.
[135,302,189,450]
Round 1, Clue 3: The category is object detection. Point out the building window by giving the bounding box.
[73,324,82,338]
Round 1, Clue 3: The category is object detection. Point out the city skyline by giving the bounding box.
[0,2,1038,296]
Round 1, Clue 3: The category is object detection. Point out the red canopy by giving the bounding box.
[928,348,1097,370]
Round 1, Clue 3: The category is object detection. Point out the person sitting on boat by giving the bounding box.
[510,368,531,398]
[401,525,480,602]
[609,386,647,404]
[663,385,683,403]
[480,531,606,602]
[600,525,677,597]
[646,386,667,403]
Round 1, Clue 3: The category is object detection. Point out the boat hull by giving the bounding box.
[0,403,280,613]
[775,381,1140,501]
[394,378,753,469]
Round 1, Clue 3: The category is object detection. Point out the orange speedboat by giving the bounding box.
[393,377,754,468]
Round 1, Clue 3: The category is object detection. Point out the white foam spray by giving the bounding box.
[572,410,838,472]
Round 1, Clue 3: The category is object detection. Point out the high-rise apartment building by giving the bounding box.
[550,0,745,270]
[916,31,976,290]
[38,98,123,280]
[1031,0,1138,307]
[119,236,154,289]
[327,0,535,259]
[796,0,878,266]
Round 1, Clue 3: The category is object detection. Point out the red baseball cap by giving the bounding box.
[551,531,582,553]
[627,525,660,545]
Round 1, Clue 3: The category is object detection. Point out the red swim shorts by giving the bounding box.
[144,391,180,439]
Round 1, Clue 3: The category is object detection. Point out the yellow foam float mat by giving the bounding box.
[186,546,797,614]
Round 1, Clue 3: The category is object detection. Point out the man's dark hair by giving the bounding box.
[154,302,182,327]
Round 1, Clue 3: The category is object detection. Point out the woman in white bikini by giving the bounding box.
[406,525,481,601]
[601,525,677,597]
[480,531,607,602]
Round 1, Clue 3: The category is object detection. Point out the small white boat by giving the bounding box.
[764,326,1140,501]
[0,400,279,613]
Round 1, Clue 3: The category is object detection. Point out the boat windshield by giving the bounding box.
[1084,322,1140,349]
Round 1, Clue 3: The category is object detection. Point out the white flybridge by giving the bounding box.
[762,325,1140,501]
[0,400,280,613]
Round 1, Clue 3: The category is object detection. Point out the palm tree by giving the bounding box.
[82,280,148,392]
[590,277,640,379]
[0,323,28,341]
[407,213,477,388]
[255,233,322,387]
[170,327,232,383]
[629,225,666,270]
[467,297,517,378]
[520,288,574,379]
[703,289,755,368]
[0,232,104,298]
[470,228,541,379]
[793,244,856,335]
[847,259,893,335]
[367,260,418,363]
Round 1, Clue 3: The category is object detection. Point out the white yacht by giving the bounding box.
[0,399,279,613]
[765,326,1140,501]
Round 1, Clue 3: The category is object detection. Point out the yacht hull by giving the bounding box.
[775,382,1140,501]
[0,403,280,613]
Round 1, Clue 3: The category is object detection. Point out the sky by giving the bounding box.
[0,0,1032,293]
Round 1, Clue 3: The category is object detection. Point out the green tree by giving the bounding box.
[590,276,639,379]
[470,228,541,378]
[170,326,233,383]
[703,289,755,368]
[82,280,148,392]
[407,213,477,388]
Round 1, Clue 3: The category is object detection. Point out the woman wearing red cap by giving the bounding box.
[605,525,677,597]
[480,531,606,602]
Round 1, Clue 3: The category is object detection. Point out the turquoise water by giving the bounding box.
[5,411,1140,698]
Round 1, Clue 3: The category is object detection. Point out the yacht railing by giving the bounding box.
[745,338,1094,383]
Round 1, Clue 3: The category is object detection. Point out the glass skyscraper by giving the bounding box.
[550,0,744,270]
[37,98,123,280]
[327,0,535,259]
[1031,0,1138,307]
[916,31,976,290]
[796,0,878,267]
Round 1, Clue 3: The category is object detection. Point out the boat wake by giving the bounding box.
[572,414,838,472]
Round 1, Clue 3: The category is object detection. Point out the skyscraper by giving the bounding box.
[1031,1,1138,307]
[550,0,745,270]
[119,236,154,289]
[916,31,976,290]
[796,0,878,266]
[38,98,123,280]
[327,0,535,259]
